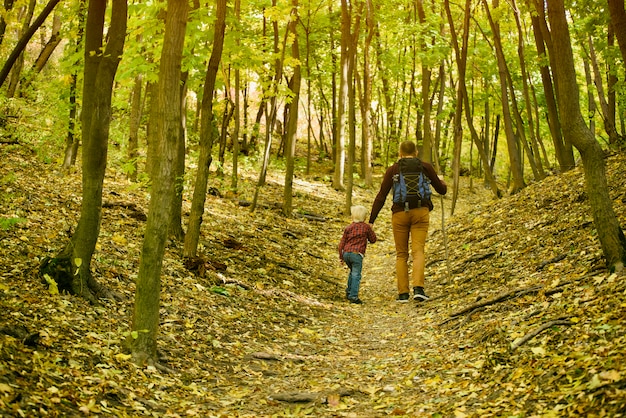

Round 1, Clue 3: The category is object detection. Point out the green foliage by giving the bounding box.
[0,217,26,231]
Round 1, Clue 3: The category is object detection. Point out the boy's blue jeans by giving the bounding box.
[343,252,364,300]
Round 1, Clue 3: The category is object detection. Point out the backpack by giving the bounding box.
[392,157,432,211]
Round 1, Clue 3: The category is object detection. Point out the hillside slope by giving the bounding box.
[0,145,624,417]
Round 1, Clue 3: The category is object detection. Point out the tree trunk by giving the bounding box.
[512,0,545,179]
[19,12,62,94]
[0,0,16,47]
[127,73,143,182]
[333,0,350,191]
[168,71,188,241]
[586,35,621,146]
[7,0,35,98]
[129,0,188,366]
[483,0,525,194]
[62,1,85,171]
[445,0,500,215]
[544,0,626,271]
[282,0,301,217]
[344,3,361,215]
[529,5,575,171]
[251,0,289,211]
[0,0,60,88]
[417,0,433,163]
[41,0,127,304]
[608,0,626,65]
[183,0,226,258]
[359,0,374,187]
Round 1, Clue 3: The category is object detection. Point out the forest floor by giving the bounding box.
[1,144,626,417]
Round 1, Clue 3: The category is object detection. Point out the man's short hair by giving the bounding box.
[399,141,417,157]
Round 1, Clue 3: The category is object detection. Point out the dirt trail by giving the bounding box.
[252,206,458,417]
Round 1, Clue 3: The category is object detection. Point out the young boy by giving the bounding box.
[338,205,377,304]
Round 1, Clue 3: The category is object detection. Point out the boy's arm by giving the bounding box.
[367,224,377,243]
[338,230,346,260]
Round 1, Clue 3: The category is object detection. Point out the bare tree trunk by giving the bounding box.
[483,0,525,194]
[359,0,374,187]
[282,0,301,217]
[543,0,626,271]
[7,0,35,98]
[19,12,62,94]
[232,0,241,189]
[333,0,350,191]
[608,0,626,64]
[62,0,85,171]
[0,0,60,88]
[445,0,500,215]
[41,0,127,304]
[586,35,621,146]
[529,5,575,171]
[127,73,143,182]
[0,0,16,46]
[129,0,188,366]
[183,0,226,258]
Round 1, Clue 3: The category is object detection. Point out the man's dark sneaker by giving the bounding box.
[396,293,410,302]
[348,297,363,304]
[413,287,429,301]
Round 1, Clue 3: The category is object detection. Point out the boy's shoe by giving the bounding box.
[348,297,363,304]
[413,287,429,301]
[396,293,410,302]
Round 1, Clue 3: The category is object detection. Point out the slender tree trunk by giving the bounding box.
[251,0,287,211]
[127,73,143,182]
[544,0,626,271]
[529,4,575,171]
[168,71,187,241]
[283,0,301,217]
[62,1,85,171]
[483,0,525,194]
[445,0,499,215]
[608,0,626,65]
[41,0,127,304]
[344,3,361,214]
[0,0,16,46]
[183,0,226,258]
[512,0,545,179]
[417,0,433,163]
[7,0,35,98]
[129,0,188,366]
[19,12,62,94]
[333,0,351,191]
[360,0,374,187]
[0,0,60,88]
[586,35,621,146]
[231,0,241,190]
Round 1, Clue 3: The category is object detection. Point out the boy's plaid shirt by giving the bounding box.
[338,221,377,259]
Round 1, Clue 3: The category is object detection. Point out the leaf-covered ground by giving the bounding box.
[1,145,625,417]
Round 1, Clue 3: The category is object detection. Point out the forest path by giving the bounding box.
[252,203,460,417]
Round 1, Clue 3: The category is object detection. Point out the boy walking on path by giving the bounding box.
[368,141,447,302]
[339,205,377,304]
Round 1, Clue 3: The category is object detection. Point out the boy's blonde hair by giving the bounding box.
[351,205,368,222]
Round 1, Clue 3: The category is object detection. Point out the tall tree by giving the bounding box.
[332,0,350,191]
[543,0,626,271]
[0,0,60,88]
[183,0,227,258]
[40,0,127,303]
[529,8,575,171]
[128,0,188,365]
[282,0,301,216]
[608,0,626,65]
[483,0,525,193]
